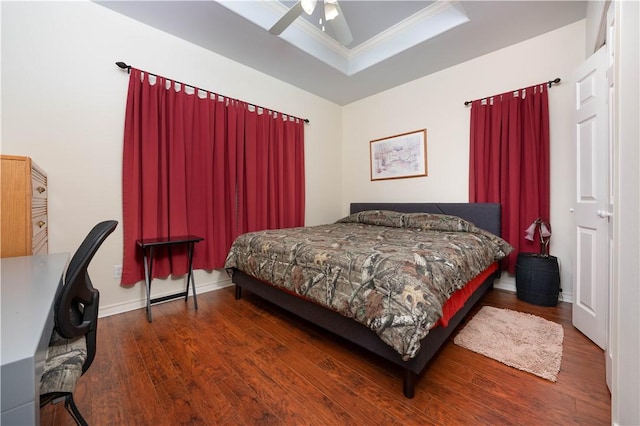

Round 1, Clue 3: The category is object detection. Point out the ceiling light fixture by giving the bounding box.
[269,0,352,46]
[324,2,338,21]
[301,0,317,15]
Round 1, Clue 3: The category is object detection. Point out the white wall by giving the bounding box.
[342,21,586,297]
[1,1,343,315]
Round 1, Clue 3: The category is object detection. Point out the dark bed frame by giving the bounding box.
[231,202,501,398]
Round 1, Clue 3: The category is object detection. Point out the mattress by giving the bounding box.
[225,210,512,360]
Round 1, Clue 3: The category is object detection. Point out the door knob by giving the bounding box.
[596,209,613,218]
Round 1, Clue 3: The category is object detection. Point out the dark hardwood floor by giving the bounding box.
[41,286,611,425]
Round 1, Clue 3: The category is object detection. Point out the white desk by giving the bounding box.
[1,253,68,426]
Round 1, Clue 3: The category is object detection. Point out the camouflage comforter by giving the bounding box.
[224,210,512,360]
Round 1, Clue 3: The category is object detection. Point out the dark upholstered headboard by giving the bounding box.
[349,203,502,237]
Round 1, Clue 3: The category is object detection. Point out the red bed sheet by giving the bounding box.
[435,262,498,328]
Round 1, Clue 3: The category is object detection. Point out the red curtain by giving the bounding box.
[469,84,550,273]
[239,109,305,232]
[121,69,305,285]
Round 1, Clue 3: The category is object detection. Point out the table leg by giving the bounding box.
[186,242,198,310]
[143,247,154,322]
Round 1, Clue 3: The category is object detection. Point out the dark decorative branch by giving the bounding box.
[524,217,552,256]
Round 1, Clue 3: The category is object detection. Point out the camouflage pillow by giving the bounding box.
[337,210,476,232]
[336,210,406,228]
[403,213,474,232]
[337,210,512,258]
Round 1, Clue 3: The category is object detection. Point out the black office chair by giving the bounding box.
[39,220,118,425]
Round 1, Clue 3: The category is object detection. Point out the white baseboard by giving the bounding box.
[99,277,233,318]
[493,281,517,293]
[493,274,517,294]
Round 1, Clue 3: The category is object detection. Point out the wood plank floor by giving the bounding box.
[41,286,611,425]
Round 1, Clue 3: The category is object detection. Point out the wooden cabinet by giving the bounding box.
[1,155,48,258]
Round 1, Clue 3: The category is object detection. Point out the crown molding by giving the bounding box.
[218,0,469,76]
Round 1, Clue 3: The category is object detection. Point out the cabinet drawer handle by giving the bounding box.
[36,186,46,194]
[37,221,46,228]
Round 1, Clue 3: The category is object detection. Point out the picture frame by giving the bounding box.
[370,129,427,181]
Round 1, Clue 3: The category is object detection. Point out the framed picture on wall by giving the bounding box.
[370,129,427,181]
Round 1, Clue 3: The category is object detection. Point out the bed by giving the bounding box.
[224,202,510,398]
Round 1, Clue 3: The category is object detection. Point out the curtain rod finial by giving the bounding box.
[116,61,131,74]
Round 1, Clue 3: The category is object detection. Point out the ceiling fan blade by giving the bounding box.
[269,1,304,35]
[328,1,353,45]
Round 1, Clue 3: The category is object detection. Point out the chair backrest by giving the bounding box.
[54,220,118,373]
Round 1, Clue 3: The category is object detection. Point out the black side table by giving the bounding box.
[137,235,204,322]
[515,253,561,306]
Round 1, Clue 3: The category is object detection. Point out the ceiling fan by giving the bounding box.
[269,0,354,46]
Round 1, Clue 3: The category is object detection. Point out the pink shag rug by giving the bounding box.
[453,306,564,382]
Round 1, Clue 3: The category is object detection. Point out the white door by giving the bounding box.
[572,46,610,350]
[604,1,615,390]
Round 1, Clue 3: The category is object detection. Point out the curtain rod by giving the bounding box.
[115,62,310,124]
[463,78,561,106]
